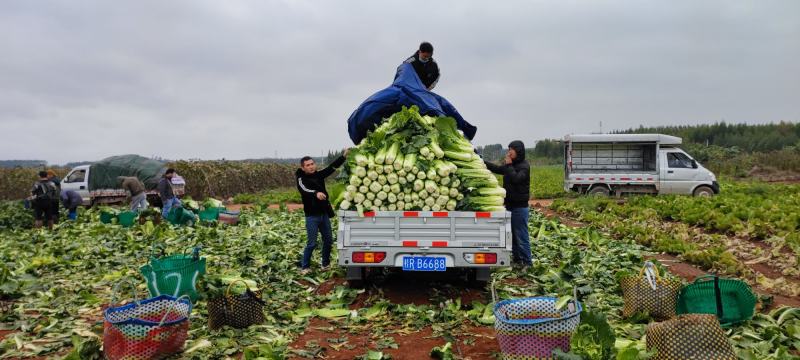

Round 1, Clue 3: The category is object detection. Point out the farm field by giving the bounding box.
[0,196,799,359]
[550,180,800,301]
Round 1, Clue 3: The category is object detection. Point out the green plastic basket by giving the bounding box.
[117,211,138,228]
[100,211,116,224]
[198,207,223,222]
[140,248,206,302]
[676,275,757,327]
[167,207,197,226]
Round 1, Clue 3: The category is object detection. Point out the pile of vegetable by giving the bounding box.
[339,107,505,213]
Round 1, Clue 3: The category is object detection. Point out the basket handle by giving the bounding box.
[639,261,659,291]
[110,279,139,308]
[225,280,252,297]
[693,275,725,320]
[182,246,201,260]
[158,295,190,327]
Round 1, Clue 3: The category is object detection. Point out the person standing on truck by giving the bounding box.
[118,176,148,212]
[296,149,349,274]
[61,189,82,221]
[46,170,61,224]
[157,169,181,218]
[30,171,58,229]
[484,141,532,267]
[397,42,440,90]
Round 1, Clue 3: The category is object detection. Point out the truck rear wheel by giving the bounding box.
[587,185,610,196]
[693,185,714,197]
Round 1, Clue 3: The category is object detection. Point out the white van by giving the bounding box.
[563,134,718,196]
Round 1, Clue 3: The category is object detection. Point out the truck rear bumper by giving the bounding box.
[338,247,512,268]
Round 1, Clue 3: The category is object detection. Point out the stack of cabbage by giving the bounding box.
[339,106,505,214]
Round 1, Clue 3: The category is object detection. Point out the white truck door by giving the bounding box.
[61,166,90,205]
[660,151,697,194]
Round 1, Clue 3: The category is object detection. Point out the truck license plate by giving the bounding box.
[402,256,446,272]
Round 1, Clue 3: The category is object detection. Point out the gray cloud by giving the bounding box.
[1,0,798,164]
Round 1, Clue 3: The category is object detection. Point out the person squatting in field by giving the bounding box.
[484,140,532,266]
[61,189,82,221]
[296,149,349,274]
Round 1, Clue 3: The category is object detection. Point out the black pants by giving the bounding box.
[33,199,54,221]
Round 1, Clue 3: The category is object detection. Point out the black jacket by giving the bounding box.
[485,141,530,209]
[402,52,440,90]
[157,177,174,200]
[296,156,346,217]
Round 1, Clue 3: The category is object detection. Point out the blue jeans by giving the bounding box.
[67,208,78,221]
[131,193,149,212]
[510,207,532,265]
[161,197,181,218]
[301,215,333,269]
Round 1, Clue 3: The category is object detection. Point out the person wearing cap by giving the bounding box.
[398,42,440,90]
[484,141,532,267]
[46,170,62,223]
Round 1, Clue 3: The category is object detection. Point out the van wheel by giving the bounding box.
[693,186,714,197]
[587,186,610,196]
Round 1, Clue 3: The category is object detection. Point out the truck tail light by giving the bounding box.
[352,252,386,263]
[464,253,497,264]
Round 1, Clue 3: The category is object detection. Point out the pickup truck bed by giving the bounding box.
[337,210,512,285]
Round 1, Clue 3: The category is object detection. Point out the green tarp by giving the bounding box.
[88,155,167,190]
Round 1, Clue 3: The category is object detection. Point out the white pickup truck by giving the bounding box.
[337,209,512,287]
[563,134,719,196]
[60,155,185,207]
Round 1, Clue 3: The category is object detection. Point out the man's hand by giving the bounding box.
[316,192,327,201]
[343,148,351,157]
[504,154,513,165]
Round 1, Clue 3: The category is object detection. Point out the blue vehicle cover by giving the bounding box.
[347,63,477,144]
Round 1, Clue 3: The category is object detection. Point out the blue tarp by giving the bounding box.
[347,63,477,144]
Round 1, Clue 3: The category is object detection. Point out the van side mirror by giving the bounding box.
[691,160,698,169]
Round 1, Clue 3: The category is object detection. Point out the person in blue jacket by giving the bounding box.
[61,189,83,221]
[399,42,440,90]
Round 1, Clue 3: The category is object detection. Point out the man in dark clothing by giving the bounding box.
[157,169,181,218]
[61,189,82,221]
[30,171,58,229]
[296,150,349,273]
[484,140,532,266]
[46,170,61,223]
[118,176,148,212]
[398,42,440,90]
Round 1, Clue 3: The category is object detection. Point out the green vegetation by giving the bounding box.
[531,165,571,199]
[0,202,796,358]
[551,181,800,298]
[232,187,301,206]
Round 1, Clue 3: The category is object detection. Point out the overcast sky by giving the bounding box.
[1,0,798,164]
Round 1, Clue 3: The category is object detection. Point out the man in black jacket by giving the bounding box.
[485,141,532,266]
[399,42,440,90]
[296,149,349,273]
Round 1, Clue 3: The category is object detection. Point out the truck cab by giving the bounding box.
[563,134,718,196]
[61,165,185,206]
[60,165,91,205]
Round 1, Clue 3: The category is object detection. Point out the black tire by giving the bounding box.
[693,185,714,197]
[588,185,610,196]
